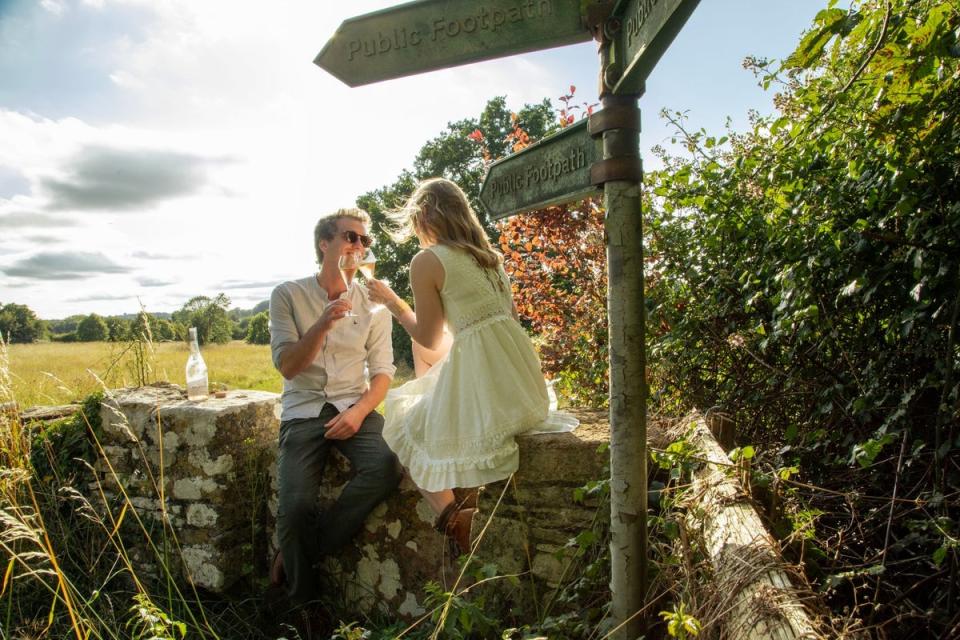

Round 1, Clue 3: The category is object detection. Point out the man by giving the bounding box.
[269,208,400,634]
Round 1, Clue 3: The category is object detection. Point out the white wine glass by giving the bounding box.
[356,248,384,312]
[358,248,376,281]
[337,252,360,319]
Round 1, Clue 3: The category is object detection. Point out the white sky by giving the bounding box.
[0,0,835,319]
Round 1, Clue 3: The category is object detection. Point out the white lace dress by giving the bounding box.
[383,244,574,491]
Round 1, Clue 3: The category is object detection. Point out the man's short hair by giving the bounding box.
[314,208,371,265]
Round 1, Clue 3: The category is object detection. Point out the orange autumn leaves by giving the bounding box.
[467,86,608,405]
[499,200,608,405]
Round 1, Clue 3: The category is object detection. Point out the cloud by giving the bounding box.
[2,250,131,280]
[41,145,230,211]
[217,279,279,290]
[67,292,135,302]
[0,210,77,228]
[0,166,30,198]
[136,276,177,287]
[24,234,63,244]
[39,0,67,17]
[132,250,191,260]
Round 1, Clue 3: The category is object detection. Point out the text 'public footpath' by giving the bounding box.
[347,0,556,61]
[488,146,587,198]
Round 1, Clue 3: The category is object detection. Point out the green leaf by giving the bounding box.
[785,424,798,442]
[932,545,948,567]
[787,8,848,69]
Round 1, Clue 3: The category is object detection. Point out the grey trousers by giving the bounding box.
[276,403,401,607]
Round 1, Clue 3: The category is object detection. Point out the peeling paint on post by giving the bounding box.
[601,94,647,640]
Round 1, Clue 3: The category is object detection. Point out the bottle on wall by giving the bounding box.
[185,327,209,401]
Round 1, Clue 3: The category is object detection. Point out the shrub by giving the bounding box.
[245,311,270,345]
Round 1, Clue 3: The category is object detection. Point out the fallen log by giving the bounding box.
[671,413,826,639]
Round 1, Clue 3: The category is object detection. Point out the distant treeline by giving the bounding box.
[0,296,270,346]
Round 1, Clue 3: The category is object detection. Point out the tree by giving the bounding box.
[76,314,109,342]
[171,294,234,345]
[500,198,608,407]
[153,318,175,342]
[245,311,270,345]
[129,311,175,342]
[357,96,556,366]
[0,303,45,343]
[47,314,85,338]
[105,317,129,342]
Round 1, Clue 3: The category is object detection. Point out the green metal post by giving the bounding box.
[601,92,647,638]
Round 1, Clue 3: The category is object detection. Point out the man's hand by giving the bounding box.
[324,404,367,440]
[318,298,352,332]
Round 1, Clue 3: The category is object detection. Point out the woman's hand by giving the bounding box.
[366,278,400,307]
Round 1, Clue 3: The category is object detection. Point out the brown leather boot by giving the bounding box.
[435,502,477,556]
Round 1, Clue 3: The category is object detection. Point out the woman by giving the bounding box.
[367,177,574,555]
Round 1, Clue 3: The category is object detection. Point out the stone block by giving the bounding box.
[90,384,280,592]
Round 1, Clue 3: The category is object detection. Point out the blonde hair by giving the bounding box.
[314,207,371,265]
[388,178,500,270]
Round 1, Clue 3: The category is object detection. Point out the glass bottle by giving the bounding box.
[185,327,209,401]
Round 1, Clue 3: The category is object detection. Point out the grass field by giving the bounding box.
[4,340,282,407]
[4,340,415,408]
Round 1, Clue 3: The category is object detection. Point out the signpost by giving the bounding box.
[611,0,700,95]
[315,0,592,87]
[479,118,601,220]
[317,1,700,636]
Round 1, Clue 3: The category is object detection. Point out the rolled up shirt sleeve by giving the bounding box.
[365,307,396,380]
[269,285,298,371]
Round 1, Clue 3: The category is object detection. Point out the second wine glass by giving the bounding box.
[356,248,383,312]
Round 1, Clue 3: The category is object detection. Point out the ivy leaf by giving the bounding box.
[786,8,848,69]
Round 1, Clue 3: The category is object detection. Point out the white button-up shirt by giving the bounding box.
[269,274,396,421]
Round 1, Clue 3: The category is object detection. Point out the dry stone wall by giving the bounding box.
[93,385,610,618]
[96,383,278,591]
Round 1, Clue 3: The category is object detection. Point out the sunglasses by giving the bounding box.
[340,230,373,248]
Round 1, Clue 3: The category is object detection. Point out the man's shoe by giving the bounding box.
[270,550,285,587]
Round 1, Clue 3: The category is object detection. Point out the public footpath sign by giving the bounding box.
[611,0,700,95]
[479,118,601,220]
[315,0,592,87]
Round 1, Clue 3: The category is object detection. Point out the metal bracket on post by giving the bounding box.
[590,157,643,186]
[582,1,618,96]
[587,104,640,135]
[587,97,643,186]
